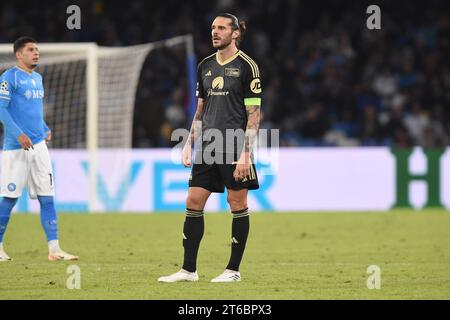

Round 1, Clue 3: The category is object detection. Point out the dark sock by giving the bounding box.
[226,208,250,271]
[182,208,204,272]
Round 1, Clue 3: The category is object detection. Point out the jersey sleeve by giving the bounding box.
[0,73,13,108]
[0,107,23,139]
[242,59,262,108]
[0,72,23,139]
[196,62,204,99]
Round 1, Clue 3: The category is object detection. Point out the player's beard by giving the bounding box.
[215,36,233,51]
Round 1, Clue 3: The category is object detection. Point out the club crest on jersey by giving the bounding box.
[225,68,240,77]
[7,183,16,192]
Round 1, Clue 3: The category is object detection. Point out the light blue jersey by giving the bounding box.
[0,66,49,150]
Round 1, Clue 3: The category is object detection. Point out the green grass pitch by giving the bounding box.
[0,211,449,299]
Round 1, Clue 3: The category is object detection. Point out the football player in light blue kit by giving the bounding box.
[0,37,78,261]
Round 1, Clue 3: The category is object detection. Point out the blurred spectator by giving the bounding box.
[403,102,430,145]
[300,103,330,143]
[0,0,448,148]
[359,104,383,145]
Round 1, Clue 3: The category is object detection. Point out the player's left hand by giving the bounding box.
[45,131,52,144]
[233,152,251,182]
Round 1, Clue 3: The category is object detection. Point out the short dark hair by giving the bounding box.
[216,13,246,47]
[14,36,37,54]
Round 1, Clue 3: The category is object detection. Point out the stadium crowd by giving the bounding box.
[1,0,449,148]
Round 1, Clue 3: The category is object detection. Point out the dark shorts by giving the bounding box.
[188,154,259,193]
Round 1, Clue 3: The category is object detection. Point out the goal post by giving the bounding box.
[0,35,196,211]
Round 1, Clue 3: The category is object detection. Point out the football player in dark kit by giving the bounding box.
[159,13,262,283]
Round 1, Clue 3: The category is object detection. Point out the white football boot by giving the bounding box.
[158,269,199,283]
[211,269,241,282]
[0,245,12,262]
[48,249,79,261]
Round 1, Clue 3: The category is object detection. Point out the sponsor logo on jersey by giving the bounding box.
[212,76,224,89]
[25,89,44,99]
[250,78,262,94]
[207,89,229,96]
[208,76,229,96]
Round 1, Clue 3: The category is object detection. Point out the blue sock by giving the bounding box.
[38,196,58,241]
[0,197,18,242]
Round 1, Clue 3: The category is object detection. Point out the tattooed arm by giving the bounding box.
[233,105,261,181]
[243,105,261,153]
[182,98,204,167]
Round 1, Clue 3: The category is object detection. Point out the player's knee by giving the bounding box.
[186,195,205,211]
[227,195,247,211]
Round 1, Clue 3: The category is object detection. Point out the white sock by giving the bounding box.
[48,240,61,252]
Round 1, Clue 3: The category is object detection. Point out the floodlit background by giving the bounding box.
[0,0,449,301]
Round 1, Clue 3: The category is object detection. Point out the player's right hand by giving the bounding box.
[45,131,52,144]
[182,144,192,167]
[18,133,33,150]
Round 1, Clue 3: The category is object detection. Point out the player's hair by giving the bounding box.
[13,36,37,54]
[217,13,246,47]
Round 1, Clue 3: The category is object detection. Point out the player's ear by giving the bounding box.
[15,49,23,60]
[232,29,239,40]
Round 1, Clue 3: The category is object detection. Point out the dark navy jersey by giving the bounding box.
[196,50,262,154]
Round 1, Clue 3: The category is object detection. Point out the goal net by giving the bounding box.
[0,35,195,210]
[0,35,194,148]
